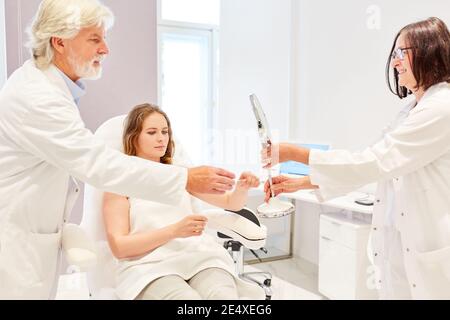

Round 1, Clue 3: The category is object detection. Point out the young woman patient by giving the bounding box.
[103,103,263,300]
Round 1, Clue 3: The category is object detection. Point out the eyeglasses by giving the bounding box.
[391,47,414,60]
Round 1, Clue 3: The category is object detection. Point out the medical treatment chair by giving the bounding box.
[216,208,273,299]
[61,115,272,300]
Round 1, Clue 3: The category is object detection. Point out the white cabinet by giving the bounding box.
[318,212,378,300]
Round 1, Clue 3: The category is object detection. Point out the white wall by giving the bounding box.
[292,0,450,265]
[0,0,6,88]
[291,0,450,150]
[218,0,292,174]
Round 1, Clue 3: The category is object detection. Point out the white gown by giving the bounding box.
[114,192,265,300]
[309,82,450,299]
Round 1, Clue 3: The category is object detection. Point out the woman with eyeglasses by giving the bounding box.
[262,17,450,299]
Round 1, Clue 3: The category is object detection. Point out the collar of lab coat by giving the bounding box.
[408,81,449,114]
[420,81,450,102]
[25,59,77,104]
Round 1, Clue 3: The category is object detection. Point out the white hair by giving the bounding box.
[26,0,115,70]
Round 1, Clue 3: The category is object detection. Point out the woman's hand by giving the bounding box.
[261,143,293,168]
[171,215,208,238]
[264,176,304,202]
[236,172,260,190]
[190,172,259,212]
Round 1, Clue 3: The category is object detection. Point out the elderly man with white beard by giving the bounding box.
[0,0,236,299]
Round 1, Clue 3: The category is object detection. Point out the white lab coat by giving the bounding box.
[309,82,450,299]
[0,60,188,299]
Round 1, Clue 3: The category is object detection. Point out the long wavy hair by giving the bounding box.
[123,103,174,164]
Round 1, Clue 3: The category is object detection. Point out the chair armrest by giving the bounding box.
[202,208,267,250]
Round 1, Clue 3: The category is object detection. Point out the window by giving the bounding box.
[0,0,6,88]
[158,0,220,165]
[160,0,220,26]
[159,27,214,165]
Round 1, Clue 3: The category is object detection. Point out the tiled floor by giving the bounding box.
[245,257,327,300]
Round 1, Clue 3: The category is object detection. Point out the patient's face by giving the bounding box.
[136,113,170,162]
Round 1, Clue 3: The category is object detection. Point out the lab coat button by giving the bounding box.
[376,199,380,203]
[75,188,79,193]
[412,284,416,288]
[373,227,377,231]
[401,213,405,217]
[374,253,378,257]
[406,248,410,252]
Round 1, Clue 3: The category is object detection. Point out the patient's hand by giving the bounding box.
[172,215,208,238]
[189,172,260,212]
[236,172,260,190]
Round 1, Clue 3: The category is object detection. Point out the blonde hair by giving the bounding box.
[123,104,175,165]
[26,0,115,70]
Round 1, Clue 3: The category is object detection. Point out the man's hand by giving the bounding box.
[186,166,236,195]
[261,143,292,168]
[264,175,303,202]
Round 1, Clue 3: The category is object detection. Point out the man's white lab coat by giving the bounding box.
[309,82,450,299]
[0,60,188,299]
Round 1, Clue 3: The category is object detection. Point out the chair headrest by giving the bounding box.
[93,115,127,152]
